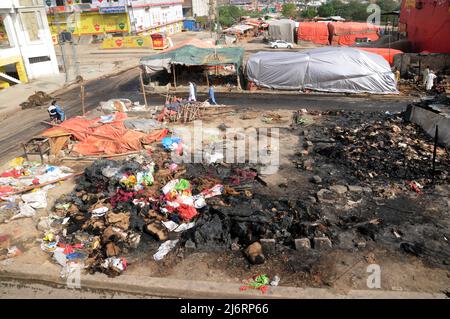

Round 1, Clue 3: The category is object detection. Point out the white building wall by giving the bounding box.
[1,0,59,80]
[192,0,208,17]
[129,1,183,33]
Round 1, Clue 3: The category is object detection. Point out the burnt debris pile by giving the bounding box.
[314,113,449,184]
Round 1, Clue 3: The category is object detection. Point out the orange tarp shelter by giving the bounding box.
[328,22,380,46]
[356,48,403,65]
[297,22,330,45]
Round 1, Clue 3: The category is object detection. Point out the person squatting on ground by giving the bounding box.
[47,100,65,123]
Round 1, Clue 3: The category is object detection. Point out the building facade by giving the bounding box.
[46,0,183,37]
[183,0,209,17]
[0,0,59,88]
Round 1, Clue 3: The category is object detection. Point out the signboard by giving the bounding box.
[49,12,129,35]
[93,0,127,7]
[102,35,152,49]
[99,6,127,14]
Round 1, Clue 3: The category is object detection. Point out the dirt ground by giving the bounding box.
[1,105,449,295]
[0,31,447,296]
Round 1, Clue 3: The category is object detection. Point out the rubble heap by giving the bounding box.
[315,114,449,184]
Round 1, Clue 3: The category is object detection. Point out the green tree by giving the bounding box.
[282,3,298,18]
[317,3,335,17]
[300,8,317,19]
[376,0,400,12]
[218,5,244,27]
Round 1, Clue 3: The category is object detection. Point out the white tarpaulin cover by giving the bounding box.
[246,47,398,94]
[268,19,296,43]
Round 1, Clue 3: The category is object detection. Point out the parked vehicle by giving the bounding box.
[270,40,294,49]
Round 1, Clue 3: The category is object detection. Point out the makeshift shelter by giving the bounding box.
[140,45,245,87]
[328,22,380,46]
[356,47,403,65]
[246,47,398,94]
[297,22,330,45]
[223,24,254,34]
[268,19,296,43]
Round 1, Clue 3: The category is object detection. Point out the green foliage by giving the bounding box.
[317,3,334,17]
[316,0,400,22]
[219,5,244,27]
[300,8,317,19]
[282,3,298,18]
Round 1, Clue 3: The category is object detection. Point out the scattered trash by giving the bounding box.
[154,239,179,261]
[270,275,280,286]
[240,274,270,294]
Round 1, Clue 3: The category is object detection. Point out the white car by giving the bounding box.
[270,40,294,49]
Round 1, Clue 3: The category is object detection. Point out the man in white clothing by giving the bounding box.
[426,70,437,91]
[422,66,430,86]
[188,81,196,101]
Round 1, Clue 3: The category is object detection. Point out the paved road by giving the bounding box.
[0,67,413,164]
[0,279,160,299]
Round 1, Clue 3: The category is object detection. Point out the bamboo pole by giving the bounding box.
[139,69,148,107]
[2,172,83,196]
[80,83,85,116]
[172,64,177,89]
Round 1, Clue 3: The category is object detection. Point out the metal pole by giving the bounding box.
[53,5,69,83]
[71,40,80,79]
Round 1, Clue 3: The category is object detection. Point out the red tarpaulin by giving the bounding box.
[42,113,168,156]
[328,22,380,46]
[399,0,450,53]
[356,47,403,65]
[297,22,330,45]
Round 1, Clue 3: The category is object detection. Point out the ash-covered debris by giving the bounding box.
[305,111,449,185]
[41,152,300,276]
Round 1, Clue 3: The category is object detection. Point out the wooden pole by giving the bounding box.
[172,64,177,89]
[432,125,439,184]
[206,71,209,87]
[80,83,85,116]
[139,69,148,107]
[3,172,83,196]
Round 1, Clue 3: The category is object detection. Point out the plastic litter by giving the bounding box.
[92,207,108,217]
[153,239,179,261]
[11,202,36,220]
[270,275,280,286]
[21,190,47,209]
[240,274,270,294]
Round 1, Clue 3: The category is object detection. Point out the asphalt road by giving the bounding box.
[0,67,413,163]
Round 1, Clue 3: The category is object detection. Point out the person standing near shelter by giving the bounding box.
[394,68,400,82]
[188,81,196,101]
[208,84,218,105]
[47,100,65,123]
[426,70,437,91]
[423,65,430,87]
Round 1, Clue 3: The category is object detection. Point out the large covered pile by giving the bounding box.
[246,47,398,94]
